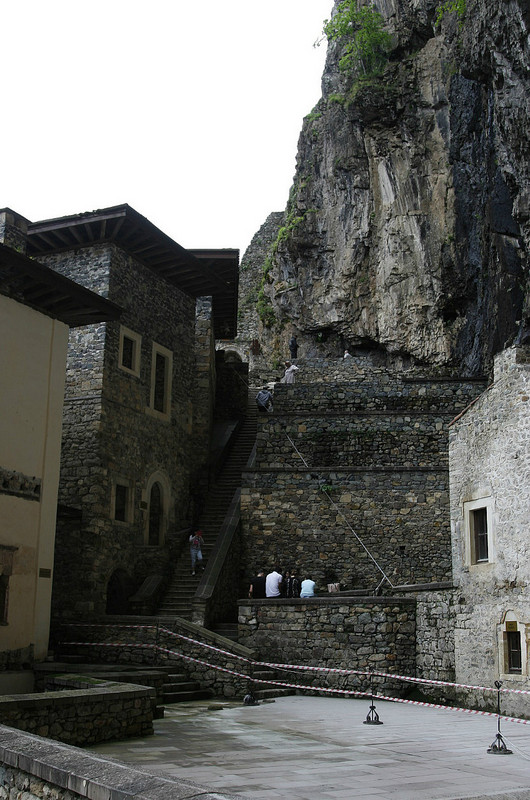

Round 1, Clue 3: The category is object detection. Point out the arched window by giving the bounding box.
[143,471,171,546]
[148,482,163,546]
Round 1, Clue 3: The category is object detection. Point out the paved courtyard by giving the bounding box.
[88,695,530,799]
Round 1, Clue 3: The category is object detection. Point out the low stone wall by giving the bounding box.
[0,678,155,746]
[237,596,416,696]
[55,618,255,699]
[272,371,486,413]
[414,588,458,685]
[0,725,239,800]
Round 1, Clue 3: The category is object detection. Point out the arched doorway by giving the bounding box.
[144,470,171,546]
[106,569,133,614]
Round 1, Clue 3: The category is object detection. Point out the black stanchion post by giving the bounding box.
[363,669,383,725]
[487,680,512,754]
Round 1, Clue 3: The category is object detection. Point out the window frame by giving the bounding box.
[498,613,527,681]
[147,342,173,420]
[118,326,141,377]
[463,497,495,568]
[111,477,133,524]
[143,471,170,546]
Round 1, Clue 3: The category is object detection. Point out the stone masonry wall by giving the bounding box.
[0,726,230,800]
[256,413,448,469]
[238,597,416,696]
[44,243,207,619]
[241,469,450,590]
[450,346,530,715]
[0,681,154,746]
[241,364,486,594]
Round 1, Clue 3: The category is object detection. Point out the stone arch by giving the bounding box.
[144,470,171,546]
[216,342,247,362]
[106,568,134,615]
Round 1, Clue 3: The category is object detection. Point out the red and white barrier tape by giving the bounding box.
[60,623,530,698]
[61,639,530,726]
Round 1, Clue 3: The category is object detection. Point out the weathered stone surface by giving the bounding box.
[234,0,529,378]
[449,345,530,716]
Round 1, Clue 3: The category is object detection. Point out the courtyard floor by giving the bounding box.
[89,695,530,800]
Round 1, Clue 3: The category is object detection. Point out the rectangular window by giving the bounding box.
[507,630,522,674]
[153,352,168,413]
[112,479,132,523]
[121,336,135,370]
[119,326,141,376]
[114,483,128,522]
[464,498,494,567]
[148,343,173,419]
[471,507,488,562]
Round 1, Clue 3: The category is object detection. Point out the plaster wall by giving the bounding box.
[0,295,67,661]
[450,346,530,704]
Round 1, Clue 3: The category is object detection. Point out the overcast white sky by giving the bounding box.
[1,1,331,256]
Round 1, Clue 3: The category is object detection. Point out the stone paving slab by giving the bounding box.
[89,696,530,800]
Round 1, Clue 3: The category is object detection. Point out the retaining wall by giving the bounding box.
[237,596,416,696]
[0,725,237,800]
[0,679,155,746]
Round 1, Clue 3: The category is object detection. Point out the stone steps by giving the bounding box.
[156,395,257,620]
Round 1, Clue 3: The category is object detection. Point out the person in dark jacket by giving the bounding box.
[248,571,266,599]
[256,386,273,413]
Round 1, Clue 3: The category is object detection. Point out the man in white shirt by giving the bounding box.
[265,567,282,597]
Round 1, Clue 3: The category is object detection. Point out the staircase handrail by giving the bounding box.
[192,488,241,627]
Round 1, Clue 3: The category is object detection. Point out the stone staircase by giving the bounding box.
[156,393,258,620]
[162,669,214,703]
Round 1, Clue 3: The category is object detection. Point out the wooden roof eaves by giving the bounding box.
[0,243,122,327]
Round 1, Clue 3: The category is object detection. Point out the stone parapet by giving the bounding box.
[271,373,487,414]
[238,596,416,695]
[0,679,155,746]
[0,725,238,800]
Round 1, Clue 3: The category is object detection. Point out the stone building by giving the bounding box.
[21,205,239,621]
[449,345,530,715]
[0,210,119,677]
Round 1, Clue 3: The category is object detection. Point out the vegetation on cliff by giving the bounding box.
[321,1,392,79]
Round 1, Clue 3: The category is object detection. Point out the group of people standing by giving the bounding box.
[248,567,316,599]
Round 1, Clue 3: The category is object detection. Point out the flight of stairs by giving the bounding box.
[156,393,258,620]
[162,669,214,703]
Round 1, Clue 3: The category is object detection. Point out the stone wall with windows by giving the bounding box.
[449,346,530,707]
[41,244,215,620]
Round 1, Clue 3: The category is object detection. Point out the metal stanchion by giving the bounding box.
[363,670,383,725]
[487,681,512,754]
[243,662,259,706]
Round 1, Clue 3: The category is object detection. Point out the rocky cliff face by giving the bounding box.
[236,0,529,377]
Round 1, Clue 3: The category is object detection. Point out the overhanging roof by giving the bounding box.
[26,204,240,338]
[0,242,121,327]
